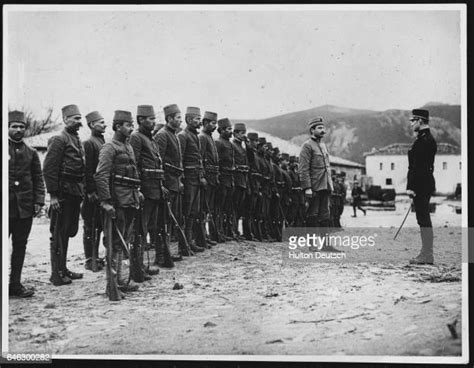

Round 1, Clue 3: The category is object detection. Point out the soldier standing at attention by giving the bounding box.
[177,107,207,252]
[43,104,86,286]
[245,132,261,240]
[215,118,235,241]
[95,110,141,299]
[155,104,191,257]
[287,155,305,227]
[279,153,293,228]
[198,111,220,244]
[351,181,366,217]
[9,110,45,297]
[231,123,249,240]
[261,140,276,241]
[81,111,106,272]
[406,109,437,265]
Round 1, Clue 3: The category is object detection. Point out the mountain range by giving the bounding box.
[233,103,461,164]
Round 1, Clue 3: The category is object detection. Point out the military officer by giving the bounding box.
[9,110,45,297]
[407,109,437,265]
[177,107,207,252]
[245,132,261,240]
[198,111,220,244]
[43,104,86,286]
[95,110,141,299]
[81,111,106,272]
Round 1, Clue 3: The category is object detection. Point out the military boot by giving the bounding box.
[50,236,72,286]
[186,218,204,253]
[155,231,176,268]
[318,220,342,253]
[410,227,434,264]
[194,218,210,249]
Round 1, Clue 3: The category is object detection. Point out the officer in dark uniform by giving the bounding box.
[231,123,250,240]
[245,132,261,240]
[95,110,141,299]
[287,155,305,227]
[9,111,45,297]
[407,109,437,265]
[177,107,207,252]
[43,104,86,286]
[155,104,191,257]
[215,118,235,240]
[198,111,220,244]
[81,111,106,272]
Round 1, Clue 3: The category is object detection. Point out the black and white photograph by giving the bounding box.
[3,4,468,364]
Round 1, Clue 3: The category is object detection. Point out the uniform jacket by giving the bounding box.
[260,154,275,197]
[178,126,203,185]
[130,127,163,200]
[9,138,45,219]
[246,146,261,193]
[289,167,305,205]
[83,132,105,194]
[298,137,333,192]
[199,131,219,186]
[94,132,140,208]
[231,138,249,189]
[215,136,235,188]
[154,125,183,192]
[407,128,437,195]
[280,167,293,206]
[43,127,86,197]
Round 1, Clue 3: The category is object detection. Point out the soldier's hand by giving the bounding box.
[102,203,116,219]
[178,181,184,193]
[304,188,312,196]
[138,191,145,204]
[87,192,99,203]
[162,186,169,199]
[407,190,416,198]
[275,192,280,198]
[34,203,43,217]
[50,194,61,212]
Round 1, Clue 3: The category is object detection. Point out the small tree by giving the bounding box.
[9,107,61,138]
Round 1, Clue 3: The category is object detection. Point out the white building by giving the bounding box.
[364,143,461,196]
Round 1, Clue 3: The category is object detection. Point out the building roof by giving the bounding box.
[364,142,460,156]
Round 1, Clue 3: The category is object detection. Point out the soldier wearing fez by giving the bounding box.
[269,146,283,241]
[130,105,177,275]
[215,118,236,240]
[246,132,262,240]
[177,107,207,252]
[43,104,86,286]
[198,111,220,244]
[231,123,250,240]
[155,104,191,258]
[407,109,437,265]
[81,111,106,272]
[287,155,305,227]
[279,153,293,228]
[299,116,338,252]
[8,111,45,297]
[95,110,141,299]
[257,138,276,241]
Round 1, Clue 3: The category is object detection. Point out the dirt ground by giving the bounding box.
[7,198,465,359]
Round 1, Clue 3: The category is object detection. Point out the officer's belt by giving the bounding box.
[142,168,164,180]
[235,165,250,173]
[164,163,184,177]
[60,171,85,183]
[113,174,141,188]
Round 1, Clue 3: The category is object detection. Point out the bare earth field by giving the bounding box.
[7,198,464,358]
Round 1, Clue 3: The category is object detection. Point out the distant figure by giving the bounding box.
[351,181,366,217]
[406,109,437,265]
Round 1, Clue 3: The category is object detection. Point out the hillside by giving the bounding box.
[233,104,461,164]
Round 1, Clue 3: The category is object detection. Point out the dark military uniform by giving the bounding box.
[246,134,262,240]
[287,157,305,226]
[9,134,45,293]
[280,161,293,227]
[81,130,105,269]
[258,145,275,240]
[43,126,85,284]
[231,137,249,238]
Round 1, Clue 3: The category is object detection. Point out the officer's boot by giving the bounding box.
[49,235,72,286]
[194,218,210,249]
[186,218,204,253]
[410,227,434,264]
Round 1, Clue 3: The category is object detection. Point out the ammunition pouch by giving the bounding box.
[142,168,164,181]
[113,174,141,188]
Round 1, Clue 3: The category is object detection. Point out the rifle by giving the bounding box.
[204,194,217,239]
[90,203,99,272]
[393,199,413,240]
[166,200,193,256]
[104,213,121,301]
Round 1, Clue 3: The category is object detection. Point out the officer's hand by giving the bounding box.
[50,194,61,212]
[34,203,43,217]
[102,203,116,218]
[200,177,208,187]
[407,190,416,198]
[87,192,99,203]
[304,188,312,196]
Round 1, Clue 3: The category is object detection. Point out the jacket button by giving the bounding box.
[14,181,20,186]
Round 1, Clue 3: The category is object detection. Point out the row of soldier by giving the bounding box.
[8,105,347,300]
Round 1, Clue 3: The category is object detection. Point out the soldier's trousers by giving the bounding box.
[201,183,218,239]
[232,186,247,234]
[260,192,272,238]
[110,207,136,284]
[9,216,33,288]
[49,194,82,275]
[306,190,330,226]
[80,197,103,261]
[216,184,234,236]
[183,181,201,219]
[287,193,305,226]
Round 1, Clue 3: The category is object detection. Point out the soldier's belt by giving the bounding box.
[291,187,303,192]
[262,176,271,181]
[250,172,263,178]
[164,163,184,176]
[184,165,203,172]
[205,165,220,173]
[235,165,250,173]
[220,167,235,175]
[60,171,85,183]
[276,181,285,187]
[142,168,164,180]
[113,174,141,188]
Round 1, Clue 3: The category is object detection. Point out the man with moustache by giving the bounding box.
[8,110,45,297]
[215,118,236,240]
[95,110,141,300]
[245,132,261,240]
[155,104,192,257]
[43,104,86,286]
[81,111,106,272]
[177,107,207,252]
[406,109,437,265]
[198,111,220,244]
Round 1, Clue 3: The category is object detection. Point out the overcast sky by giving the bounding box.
[5,6,463,121]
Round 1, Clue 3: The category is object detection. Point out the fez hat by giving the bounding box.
[258,137,266,145]
[218,118,232,129]
[273,147,280,154]
[247,132,259,141]
[289,155,297,163]
[234,123,246,131]
[62,104,81,118]
[266,142,273,150]
[163,104,181,117]
[308,116,324,128]
[9,110,26,124]
[410,109,429,122]
[281,153,290,160]
[137,105,155,117]
[186,106,201,116]
[113,110,133,123]
[203,111,218,121]
[85,111,104,126]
